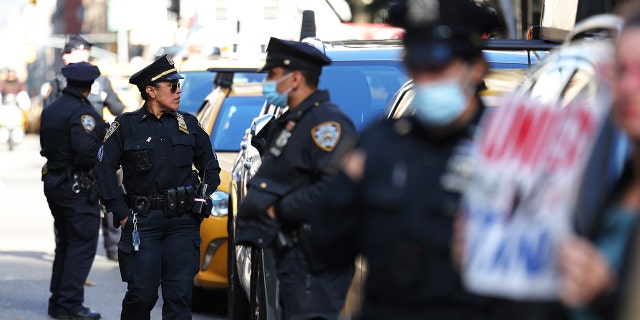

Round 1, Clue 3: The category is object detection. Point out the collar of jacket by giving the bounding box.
[135,104,180,122]
[280,89,330,122]
[61,86,90,102]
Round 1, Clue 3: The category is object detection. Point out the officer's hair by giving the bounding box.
[67,80,93,93]
[283,67,320,89]
[140,83,160,100]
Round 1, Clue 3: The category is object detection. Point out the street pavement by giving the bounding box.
[0,134,226,320]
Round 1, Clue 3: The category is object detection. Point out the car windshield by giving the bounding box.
[179,71,216,114]
[319,61,408,130]
[211,96,266,152]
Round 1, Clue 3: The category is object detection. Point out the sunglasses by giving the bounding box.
[154,82,180,93]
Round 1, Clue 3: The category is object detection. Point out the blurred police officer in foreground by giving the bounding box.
[312,0,503,319]
[94,54,220,320]
[44,34,127,262]
[235,37,357,319]
[40,62,105,320]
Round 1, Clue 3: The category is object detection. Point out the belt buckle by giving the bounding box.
[134,197,150,214]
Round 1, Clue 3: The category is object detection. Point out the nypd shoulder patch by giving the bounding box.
[311,121,341,152]
[81,115,96,133]
[104,121,120,142]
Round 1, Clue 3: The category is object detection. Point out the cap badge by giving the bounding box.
[283,59,291,65]
[166,55,174,65]
[407,0,440,25]
[312,121,341,152]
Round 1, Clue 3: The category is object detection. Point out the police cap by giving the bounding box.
[61,62,100,82]
[63,35,93,54]
[129,54,184,92]
[389,0,502,69]
[260,37,331,75]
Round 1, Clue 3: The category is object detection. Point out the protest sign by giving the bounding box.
[462,88,612,300]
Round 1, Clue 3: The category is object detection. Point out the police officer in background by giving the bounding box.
[40,62,105,320]
[44,34,127,261]
[94,54,220,320]
[312,0,504,319]
[235,37,357,320]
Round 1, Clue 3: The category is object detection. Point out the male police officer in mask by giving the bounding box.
[235,38,357,320]
[312,0,504,319]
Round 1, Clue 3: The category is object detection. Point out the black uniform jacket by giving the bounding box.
[235,89,357,247]
[40,87,106,171]
[312,100,494,319]
[95,105,221,223]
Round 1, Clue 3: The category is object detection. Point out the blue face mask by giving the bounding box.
[262,72,293,107]
[412,79,468,127]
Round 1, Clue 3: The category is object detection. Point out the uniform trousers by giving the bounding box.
[44,173,100,315]
[118,209,202,320]
[276,246,354,320]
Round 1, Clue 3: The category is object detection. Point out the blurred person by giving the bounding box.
[94,54,220,320]
[311,0,507,319]
[44,34,126,262]
[234,37,357,319]
[40,62,105,320]
[0,69,30,110]
[557,9,640,319]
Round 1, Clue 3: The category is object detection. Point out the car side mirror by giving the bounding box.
[249,114,275,156]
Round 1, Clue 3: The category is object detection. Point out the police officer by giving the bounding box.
[44,34,127,261]
[312,0,504,319]
[94,54,220,320]
[40,62,105,320]
[235,37,357,320]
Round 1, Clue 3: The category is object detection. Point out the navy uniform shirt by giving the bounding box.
[40,87,106,171]
[313,100,494,319]
[95,105,221,222]
[236,89,357,246]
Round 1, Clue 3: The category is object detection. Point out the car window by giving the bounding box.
[319,61,408,131]
[526,57,597,106]
[179,71,216,114]
[211,96,266,152]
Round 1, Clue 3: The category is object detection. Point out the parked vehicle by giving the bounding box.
[192,62,267,309]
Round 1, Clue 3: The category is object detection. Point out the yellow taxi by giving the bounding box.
[191,59,266,304]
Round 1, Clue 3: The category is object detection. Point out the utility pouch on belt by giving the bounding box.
[164,188,178,218]
[297,223,325,273]
[176,186,188,215]
[132,150,152,172]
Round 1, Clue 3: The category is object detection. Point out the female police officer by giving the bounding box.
[312,0,503,319]
[95,55,220,319]
[40,61,104,320]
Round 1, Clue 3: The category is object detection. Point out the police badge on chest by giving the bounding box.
[441,139,476,194]
[269,121,296,157]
